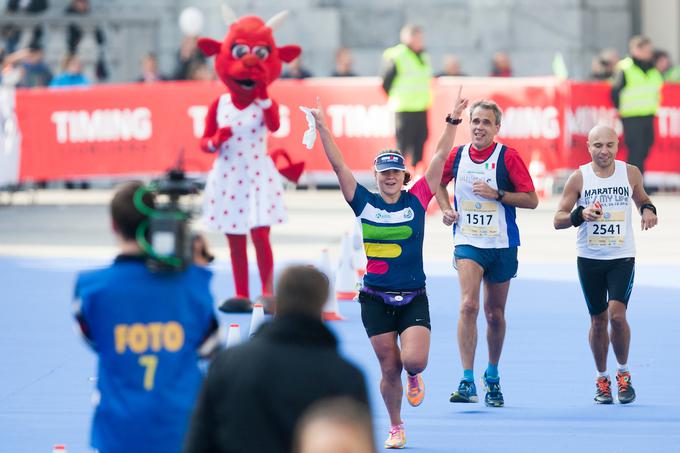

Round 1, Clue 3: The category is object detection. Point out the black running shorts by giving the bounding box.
[577,256,635,315]
[358,290,431,337]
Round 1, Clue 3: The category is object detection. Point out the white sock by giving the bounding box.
[617,363,629,373]
[597,371,608,378]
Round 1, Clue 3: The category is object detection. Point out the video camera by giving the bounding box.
[134,165,206,272]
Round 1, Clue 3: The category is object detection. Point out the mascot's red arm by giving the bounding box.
[259,98,280,132]
[199,99,234,153]
[256,45,299,133]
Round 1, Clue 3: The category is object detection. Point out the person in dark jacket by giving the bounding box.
[184,265,370,453]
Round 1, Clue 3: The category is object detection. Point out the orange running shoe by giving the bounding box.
[616,371,636,404]
[406,373,425,407]
[594,375,613,404]
[384,423,405,449]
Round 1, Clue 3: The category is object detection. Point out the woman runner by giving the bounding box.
[310,88,468,449]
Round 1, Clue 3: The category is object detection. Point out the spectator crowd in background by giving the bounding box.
[0,0,219,88]
[3,1,680,89]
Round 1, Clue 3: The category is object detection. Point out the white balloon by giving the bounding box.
[179,7,204,36]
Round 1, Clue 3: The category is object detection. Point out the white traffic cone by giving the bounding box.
[319,249,345,321]
[335,232,358,301]
[352,220,367,278]
[226,323,241,348]
[249,303,265,337]
[528,150,548,199]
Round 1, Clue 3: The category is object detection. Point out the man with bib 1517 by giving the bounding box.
[435,100,538,408]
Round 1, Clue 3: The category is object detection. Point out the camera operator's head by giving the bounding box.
[275,265,330,319]
[110,181,155,252]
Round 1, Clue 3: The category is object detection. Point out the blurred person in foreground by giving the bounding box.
[382,24,433,176]
[611,35,663,179]
[73,181,220,453]
[184,265,369,453]
[293,397,375,453]
[554,125,657,405]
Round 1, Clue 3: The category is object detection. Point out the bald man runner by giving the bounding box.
[554,125,658,404]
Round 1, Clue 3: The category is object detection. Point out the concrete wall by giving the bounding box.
[641,0,680,63]
[174,0,636,80]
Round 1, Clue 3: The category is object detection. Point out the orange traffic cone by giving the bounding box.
[319,249,345,321]
[335,233,358,300]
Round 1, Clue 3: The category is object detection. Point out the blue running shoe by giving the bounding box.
[483,372,504,407]
[450,379,478,403]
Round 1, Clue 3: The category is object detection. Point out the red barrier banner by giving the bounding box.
[565,82,680,176]
[16,82,220,181]
[13,78,680,183]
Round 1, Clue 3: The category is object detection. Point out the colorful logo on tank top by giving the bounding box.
[361,222,414,275]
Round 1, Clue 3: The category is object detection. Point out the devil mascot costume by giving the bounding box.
[198,10,302,313]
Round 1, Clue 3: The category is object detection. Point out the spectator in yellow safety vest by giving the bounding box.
[611,36,663,184]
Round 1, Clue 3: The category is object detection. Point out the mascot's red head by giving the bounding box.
[197,12,301,109]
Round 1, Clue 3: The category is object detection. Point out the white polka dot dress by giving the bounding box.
[203,94,287,234]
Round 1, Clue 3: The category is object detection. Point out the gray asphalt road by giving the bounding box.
[1,188,678,266]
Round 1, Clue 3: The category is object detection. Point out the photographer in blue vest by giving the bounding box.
[73,181,219,453]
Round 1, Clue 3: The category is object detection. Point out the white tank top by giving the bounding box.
[577,160,635,259]
[453,143,518,249]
